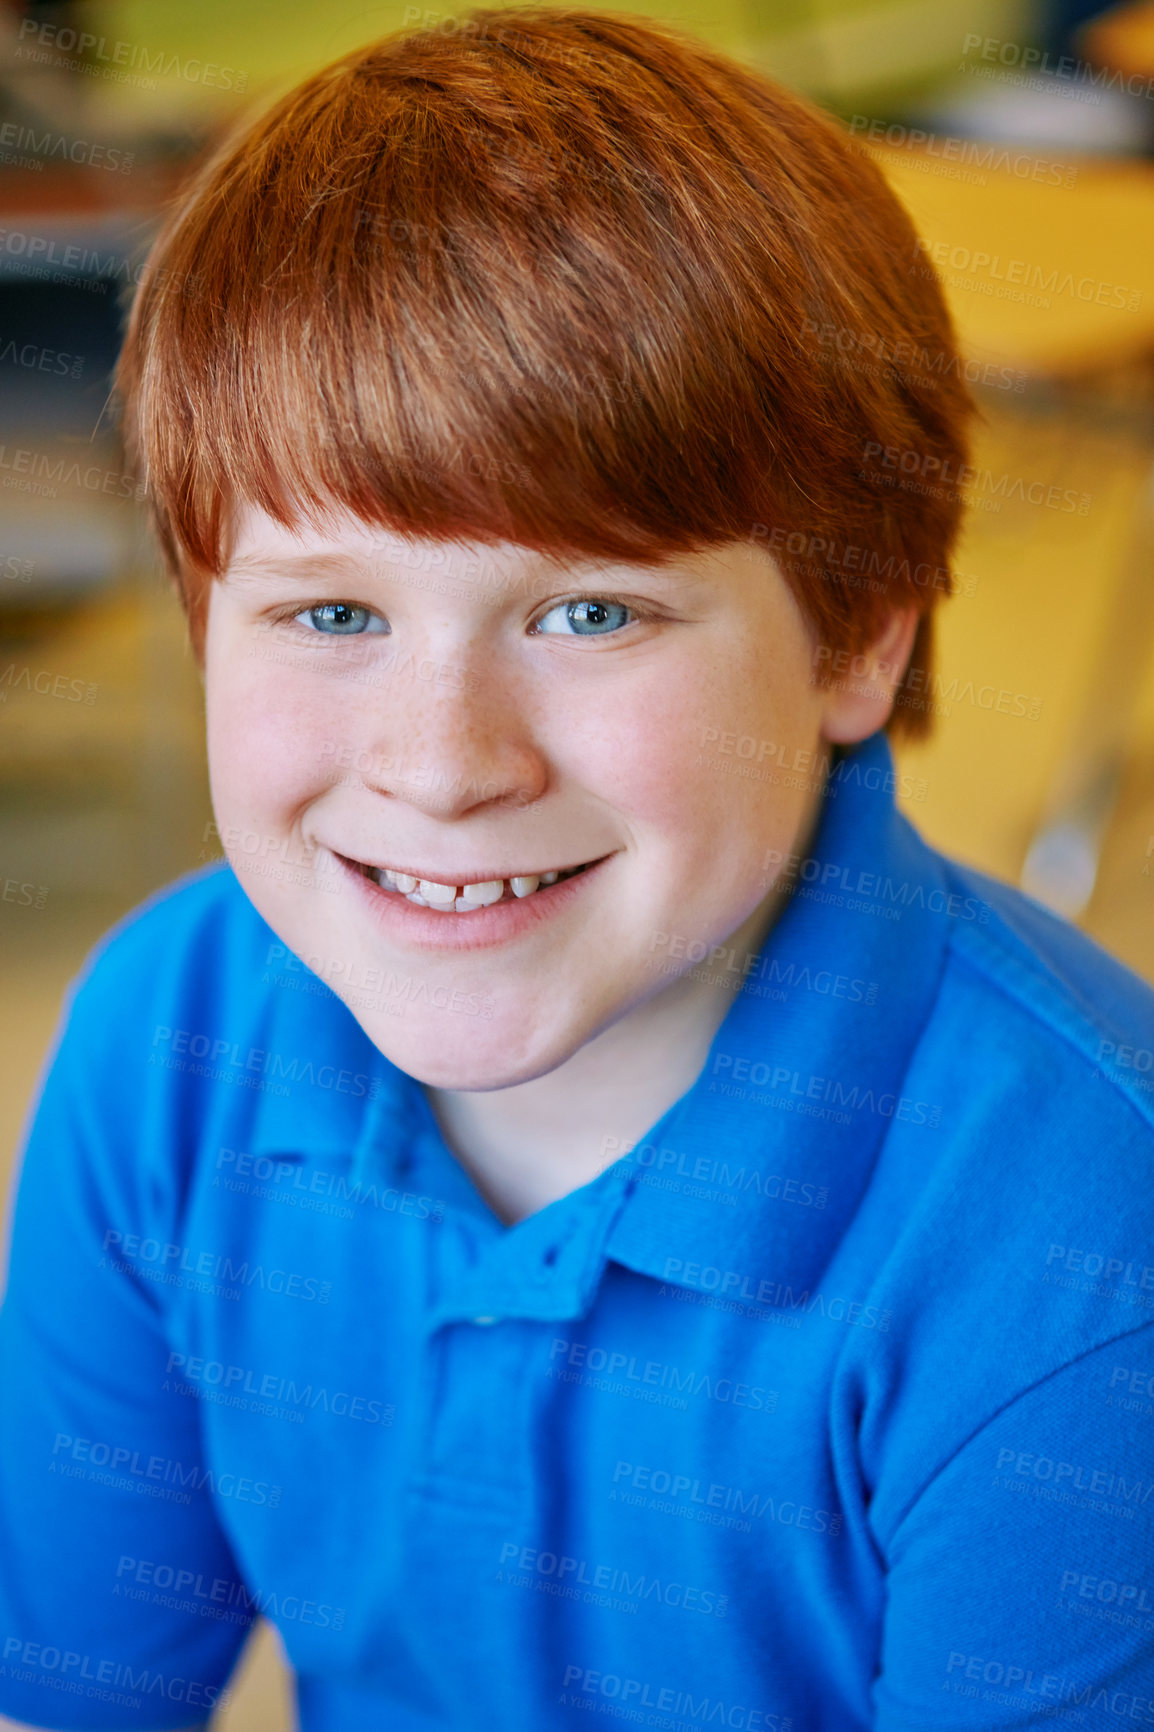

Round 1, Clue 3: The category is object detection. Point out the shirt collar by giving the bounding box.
[603,728,954,1294]
[242,976,635,1322]
[240,955,398,1163]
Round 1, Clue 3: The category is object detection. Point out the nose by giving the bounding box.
[355,657,549,819]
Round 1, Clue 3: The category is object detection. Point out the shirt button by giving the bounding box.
[472,1315,499,1326]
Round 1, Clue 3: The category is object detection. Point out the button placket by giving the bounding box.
[410,1319,539,1508]
[410,1195,614,1497]
[399,1157,637,1531]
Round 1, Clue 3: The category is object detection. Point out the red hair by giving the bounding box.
[115,5,974,738]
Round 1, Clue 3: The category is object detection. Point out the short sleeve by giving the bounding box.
[0,959,251,1730]
[874,1323,1154,1728]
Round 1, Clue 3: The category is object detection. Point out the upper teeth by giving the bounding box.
[367,862,582,911]
[460,880,504,906]
[421,878,463,905]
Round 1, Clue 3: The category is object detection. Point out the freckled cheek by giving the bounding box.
[554,674,798,835]
[591,681,817,884]
[545,693,693,827]
[208,667,337,820]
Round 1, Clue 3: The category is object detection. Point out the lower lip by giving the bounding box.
[333,853,612,950]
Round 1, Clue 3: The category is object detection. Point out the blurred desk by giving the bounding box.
[864,146,1154,378]
[870,144,1154,920]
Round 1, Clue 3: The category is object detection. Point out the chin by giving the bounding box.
[353,1006,581,1093]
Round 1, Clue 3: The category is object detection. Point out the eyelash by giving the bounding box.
[268,595,659,633]
[530,594,651,634]
[270,600,381,630]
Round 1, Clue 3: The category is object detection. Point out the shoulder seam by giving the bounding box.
[940,878,1154,1137]
[881,1314,1154,1549]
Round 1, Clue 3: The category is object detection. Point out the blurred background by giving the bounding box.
[2,0,1153,1723]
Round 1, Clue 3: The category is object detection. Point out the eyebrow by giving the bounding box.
[222,548,712,596]
[223,552,381,583]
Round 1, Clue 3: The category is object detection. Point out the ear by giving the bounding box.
[817,607,920,745]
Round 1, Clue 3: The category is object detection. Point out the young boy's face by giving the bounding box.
[204,506,869,1089]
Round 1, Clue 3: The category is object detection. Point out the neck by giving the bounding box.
[423,902,775,1224]
[424,767,834,1224]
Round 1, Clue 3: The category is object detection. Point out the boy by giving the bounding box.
[2,7,1153,1729]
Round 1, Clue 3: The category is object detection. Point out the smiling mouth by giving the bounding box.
[346,856,602,912]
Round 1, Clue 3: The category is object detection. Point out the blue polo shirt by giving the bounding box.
[3,729,1154,1732]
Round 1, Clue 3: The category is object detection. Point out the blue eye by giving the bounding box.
[535,598,634,636]
[296,603,388,636]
